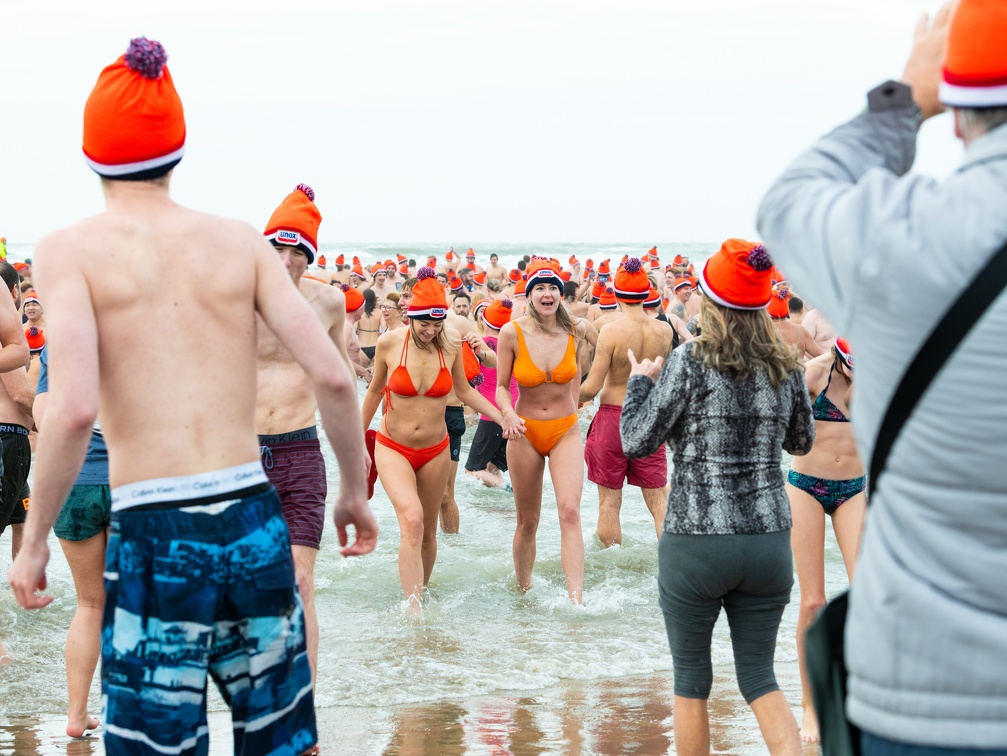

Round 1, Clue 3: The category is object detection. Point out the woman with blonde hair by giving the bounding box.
[621,239,813,756]
[380,291,405,333]
[495,258,589,604]
[362,268,511,611]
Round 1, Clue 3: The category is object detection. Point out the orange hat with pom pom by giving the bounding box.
[767,289,790,320]
[598,287,618,310]
[940,0,1007,106]
[513,279,527,298]
[700,239,774,310]
[317,255,327,268]
[336,254,345,266]
[263,184,321,264]
[25,326,46,353]
[473,271,487,286]
[408,267,448,320]
[83,37,185,178]
[614,258,649,303]
[482,299,513,330]
[350,264,366,279]
[643,287,663,309]
[525,258,563,292]
[341,284,364,313]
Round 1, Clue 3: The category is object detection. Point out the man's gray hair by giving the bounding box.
[957,107,1007,138]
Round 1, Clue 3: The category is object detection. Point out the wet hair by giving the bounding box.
[691,295,801,388]
[452,290,471,304]
[0,261,18,294]
[408,259,417,267]
[789,295,804,315]
[363,287,378,317]
[517,260,527,271]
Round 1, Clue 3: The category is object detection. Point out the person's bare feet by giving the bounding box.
[0,641,12,665]
[66,714,100,738]
[800,705,821,742]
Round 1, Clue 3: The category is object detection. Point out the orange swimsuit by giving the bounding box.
[378,337,453,470]
[512,323,579,456]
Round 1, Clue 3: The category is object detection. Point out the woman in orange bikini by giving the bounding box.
[362,268,511,610]
[495,258,588,603]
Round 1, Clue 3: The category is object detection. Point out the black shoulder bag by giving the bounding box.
[805,238,1007,756]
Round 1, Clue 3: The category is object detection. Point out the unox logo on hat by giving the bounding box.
[430,307,447,319]
[277,230,301,246]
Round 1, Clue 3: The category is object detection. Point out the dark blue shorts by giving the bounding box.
[102,485,316,755]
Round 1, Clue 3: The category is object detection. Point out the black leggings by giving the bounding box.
[658,529,792,704]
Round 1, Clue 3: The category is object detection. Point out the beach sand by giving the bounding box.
[0,668,816,755]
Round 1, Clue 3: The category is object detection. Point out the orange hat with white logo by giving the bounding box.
[263,184,321,264]
[83,38,185,179]
[940,0,1007,107]
[408,268,448,320]
[525,258,564,292]
[700,239,774,310]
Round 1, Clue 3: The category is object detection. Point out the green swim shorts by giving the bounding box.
[53,485,111,541]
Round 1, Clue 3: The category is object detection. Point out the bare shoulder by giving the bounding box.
[803,353,831,389]
[300,276,344,315]
[444,326,463,347]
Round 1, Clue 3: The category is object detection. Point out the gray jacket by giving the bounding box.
[758,82,1007,748]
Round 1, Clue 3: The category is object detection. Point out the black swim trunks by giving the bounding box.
[445,406,466,462]
[0,425,31,533]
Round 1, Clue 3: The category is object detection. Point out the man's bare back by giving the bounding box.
[581,309,674,407]
[775,319,824,362]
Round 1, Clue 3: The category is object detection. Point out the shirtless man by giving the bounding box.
[368,267,395,301]
[256,184,361,686]
[486,253,508,284]
[564,281,590,318]
[579,259,671,545]
[667,278,693,322]
[773,311,824,361]
[801,303,838,353]
[0,262,35,559]
[9,39,376,755]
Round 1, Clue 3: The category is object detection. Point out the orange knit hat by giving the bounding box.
[591,281,606,299]
[341,284,364,313]
[614,258,650,303]
[23,292,41,308]
[336,254,345,266]
[767,289,790,319]
[513,279,527,298]
[508,268,522,283]
[525,258,563,292]
[473,271,487,286]
[263,184,321,264]
[700,239,774,310]
[350,264,366,279]
[598,287,618,310]
[482,299,513,330]
[643,287,663,309]
[940,0,1007,106]
[408,267,448,320]
[83,38,186,178]
[25,326,45,353]
[317,255,327,268]
[835,337,854,369]
[448,275,464,292]
[597,260,611,278]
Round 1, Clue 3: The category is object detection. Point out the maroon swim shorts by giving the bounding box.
[259,428,327,549]
[584,404,667,490]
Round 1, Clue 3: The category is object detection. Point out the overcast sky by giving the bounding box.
[3,0,956,244]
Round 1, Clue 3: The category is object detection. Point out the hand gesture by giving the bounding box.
[333,494,379,557]
[501,409,526,440]
[901,2,955,120]
[8,541,55,610]
[628,348,664,383]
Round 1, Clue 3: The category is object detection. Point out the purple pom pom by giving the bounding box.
[417,266,436,281]
[28,327,39,337]
[340,284,350,293]
[501,299,513,310]
[469,374,485,388]
[623,258,642,274]
[746,244,773,272]
[124,37,168,79]
[296,183,315,202]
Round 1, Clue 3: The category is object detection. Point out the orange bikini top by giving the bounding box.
[385,336,453,408]
[512,322,577,388]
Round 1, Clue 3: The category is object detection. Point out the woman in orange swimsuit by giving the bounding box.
[362,268,509,610]
[495,258,588,603]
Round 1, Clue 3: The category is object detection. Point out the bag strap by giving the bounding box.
[870,238,1007,489]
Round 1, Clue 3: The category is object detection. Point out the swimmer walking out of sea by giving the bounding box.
[362,267,510,612]
[495,257,589,603]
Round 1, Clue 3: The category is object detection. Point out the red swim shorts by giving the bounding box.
[585,404,667,490]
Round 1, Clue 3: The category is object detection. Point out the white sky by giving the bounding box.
[2,0,957,244]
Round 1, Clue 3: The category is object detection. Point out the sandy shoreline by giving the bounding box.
[0,667,811,755]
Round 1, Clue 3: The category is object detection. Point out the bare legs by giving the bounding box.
[59,531,107,738]
[674,692,800,756]
[376,443,451,611]
[291,545,319,687]
[596,485,667,546]
[507,427,584,603]
[439,460,460,534]
[788,484,867,742]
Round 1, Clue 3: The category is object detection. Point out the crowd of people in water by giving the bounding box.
[10,3,1003,752]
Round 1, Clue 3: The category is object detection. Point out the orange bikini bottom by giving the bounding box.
[376,432,450,472]
[520,413,579,457]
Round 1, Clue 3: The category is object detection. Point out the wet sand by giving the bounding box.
[0,669,817,755]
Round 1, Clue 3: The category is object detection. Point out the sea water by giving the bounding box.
[0,241,849,754]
